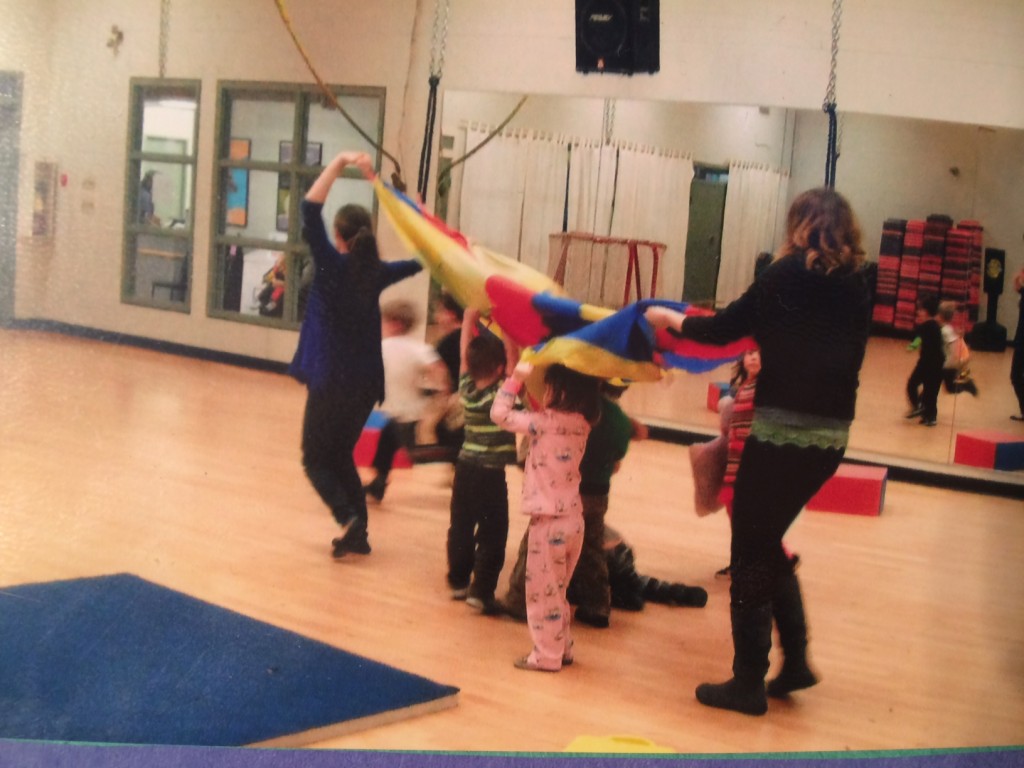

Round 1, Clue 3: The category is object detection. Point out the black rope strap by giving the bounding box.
[823,102,838,188]
[417,75,441,202]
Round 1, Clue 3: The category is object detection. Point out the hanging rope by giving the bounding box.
[272,0,407,191]
[822,0,842,187]
[435,95,528,198]
[158,0,170,78]
[417,0,449,201]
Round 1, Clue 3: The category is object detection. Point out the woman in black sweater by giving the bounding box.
[646,187,871,715]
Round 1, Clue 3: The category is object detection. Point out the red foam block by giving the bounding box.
[954,430,1024,471]
[807,463,887,516]
[353,427,413,469]
[706,382,730,413]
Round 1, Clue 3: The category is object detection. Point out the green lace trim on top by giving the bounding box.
[750,407,851,451]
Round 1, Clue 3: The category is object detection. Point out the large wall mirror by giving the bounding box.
[439,90,1024,488]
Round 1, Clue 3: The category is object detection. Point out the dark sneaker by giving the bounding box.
[332,536,371,558]
[920,418,937,427]
[363,477,386,503]
[466,595,503,616]
[905,406,923,419]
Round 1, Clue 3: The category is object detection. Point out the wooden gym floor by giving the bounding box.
[1,327,1022,754]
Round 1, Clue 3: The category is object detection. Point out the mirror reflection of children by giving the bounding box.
[937,301,978,397]
[905,295,943,427]
[490,361,601,672]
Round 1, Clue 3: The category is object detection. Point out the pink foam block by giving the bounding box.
[807,463,887,516]
[706,382,730,413]
[954,430,1024,471]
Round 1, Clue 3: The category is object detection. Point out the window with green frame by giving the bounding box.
[122,78,200,309]
[209,82,385,326]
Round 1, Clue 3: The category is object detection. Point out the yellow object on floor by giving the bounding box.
[565,735,675,753]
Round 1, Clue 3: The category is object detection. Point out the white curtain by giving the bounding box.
[519,133,569,274]
[565,140,617,236]
[610,146,694,300]
[459,127,527,260]
[458,127,700,306]
[716,163,790,305]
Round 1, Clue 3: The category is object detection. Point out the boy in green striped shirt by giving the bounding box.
[446,308,519,614]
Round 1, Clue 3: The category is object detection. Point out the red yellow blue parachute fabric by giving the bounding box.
[371,178,751,394]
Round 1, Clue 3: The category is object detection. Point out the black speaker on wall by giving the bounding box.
[576,0,660,75]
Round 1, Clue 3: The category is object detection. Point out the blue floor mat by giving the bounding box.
[0,573,458,746]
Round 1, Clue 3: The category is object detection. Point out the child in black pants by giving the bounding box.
[446,309,518,613]
[905,295,944,427]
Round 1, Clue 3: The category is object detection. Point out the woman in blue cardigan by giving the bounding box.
[290,151,422,559]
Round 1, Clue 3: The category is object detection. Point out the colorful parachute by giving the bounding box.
[372,178,752,398]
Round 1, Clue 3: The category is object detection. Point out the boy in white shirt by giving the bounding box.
[365,300,449,501]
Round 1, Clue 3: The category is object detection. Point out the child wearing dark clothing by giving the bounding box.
[446,310,518,613]
[905,295,944,427]
[605,525,708,611]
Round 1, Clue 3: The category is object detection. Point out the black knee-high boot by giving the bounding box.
[695,601,772,715]
[766,571,819,697]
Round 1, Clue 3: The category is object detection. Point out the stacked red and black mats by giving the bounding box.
[894,220,925,331]
[920,214,952,304]
[872,218,906,327]
[941,226,973,316]
[956,220,984,326]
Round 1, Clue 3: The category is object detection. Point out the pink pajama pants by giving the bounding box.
[523,513,584,670]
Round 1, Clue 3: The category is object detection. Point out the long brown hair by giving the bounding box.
[333,204,380,291]
[543,364,601,425]
[776,188,865,274]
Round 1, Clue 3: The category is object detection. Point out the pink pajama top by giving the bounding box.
[490,377,590,518]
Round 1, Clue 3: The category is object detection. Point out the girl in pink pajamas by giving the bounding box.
[491,360,601,671]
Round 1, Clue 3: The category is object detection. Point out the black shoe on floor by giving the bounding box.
[332,536,371,558]
[466,595,503,616]
[364,476,386,503]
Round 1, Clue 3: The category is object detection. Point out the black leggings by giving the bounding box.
[906,362,942,421]
[1011,340,1024,416]
[447,461,509,599]
[729,437,843,606]
[301,385,378,538]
